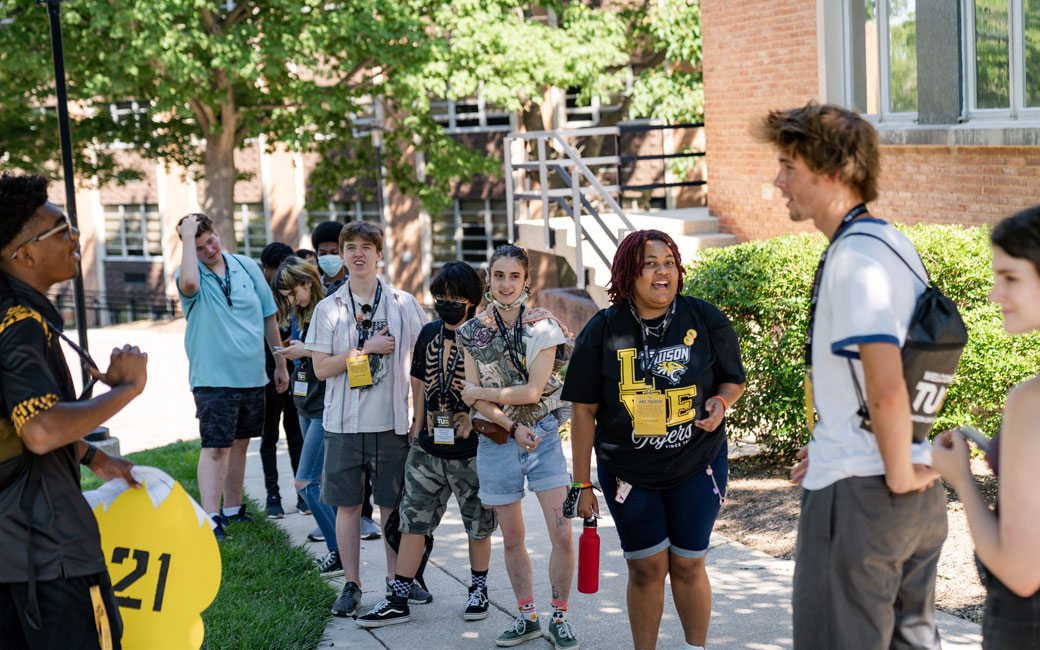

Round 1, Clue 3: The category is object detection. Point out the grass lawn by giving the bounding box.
[82,439,335,650]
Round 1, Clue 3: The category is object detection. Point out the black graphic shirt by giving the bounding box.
[561,295,745,490]
[410,321,477,460]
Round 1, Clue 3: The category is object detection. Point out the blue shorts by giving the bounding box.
[475,412,571,506]
[599,441,728,560]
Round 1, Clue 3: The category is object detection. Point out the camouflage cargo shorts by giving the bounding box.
[397,445,498,540]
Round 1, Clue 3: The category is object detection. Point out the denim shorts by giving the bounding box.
[475,412,571,506]
[599,441,728,560]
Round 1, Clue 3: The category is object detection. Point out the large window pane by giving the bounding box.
[103,204,161,258]
[1027,0,1040,107]
[888,0,918,113]
[864,1,880,115]
[975,0,1011,109]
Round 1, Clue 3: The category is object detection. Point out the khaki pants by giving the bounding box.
[792,476,947,650]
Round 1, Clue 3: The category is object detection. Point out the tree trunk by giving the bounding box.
[201,126,238,254]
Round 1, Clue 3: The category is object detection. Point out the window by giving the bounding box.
[233,203,268,260]
[308,199,384,226]
[431,199,509,270]
[842,0,1040,122]
[430,83,513,133]
[103,203,162,259]
[846,1,918,119]
[965,0,1040,118]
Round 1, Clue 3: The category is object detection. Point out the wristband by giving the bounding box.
[712,395,729,413]
[570,482,593,489]
[508,421,519,437]
[80,442,98,467]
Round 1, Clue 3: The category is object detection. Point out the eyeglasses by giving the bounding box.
[11,213,73,259]
[434,298,467,308]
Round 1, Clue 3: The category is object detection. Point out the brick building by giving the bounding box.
[702,0,1040,241]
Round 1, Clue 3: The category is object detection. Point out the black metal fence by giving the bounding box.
[51,289,181,328]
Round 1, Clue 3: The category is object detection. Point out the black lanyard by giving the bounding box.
[208,253,233,307]
[492,305,528,382]
[437,327,462,410]
[348,282,383,351]
[804,203,869,365]
[628,297,677,388]
[42,316,100,401]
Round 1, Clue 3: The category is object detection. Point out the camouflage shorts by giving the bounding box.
[397,445,498,540]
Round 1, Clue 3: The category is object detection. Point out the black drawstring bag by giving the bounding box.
[844,232,968,442]
[383,482,433,591]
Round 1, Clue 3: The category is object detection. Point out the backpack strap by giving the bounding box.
[841,231,930,287]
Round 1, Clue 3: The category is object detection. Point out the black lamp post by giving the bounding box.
[38,0,92,387]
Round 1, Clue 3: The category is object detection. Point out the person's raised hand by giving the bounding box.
[363,327,395,355]
[176,214,199,239]
[86,344,148,395]
[930,430,972,491]
[275,339,308,360]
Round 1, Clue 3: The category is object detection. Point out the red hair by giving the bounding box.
[607,230,685,306]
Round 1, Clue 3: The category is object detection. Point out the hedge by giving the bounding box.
[683,224,1040,457]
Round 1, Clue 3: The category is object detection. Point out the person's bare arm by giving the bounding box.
[694,381,746,431]
[409,376,424,445]
[571,401,600,518]
[176,216,200,296]
[264,314,289,393]
[462,346,556,406]
[19,345,147,455]
[936,381,1040,596]
[860,342,938,494]
[311,328,395,381]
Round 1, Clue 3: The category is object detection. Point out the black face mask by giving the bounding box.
[434,300,468,325]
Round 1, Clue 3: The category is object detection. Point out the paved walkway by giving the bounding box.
[243,439,983,650]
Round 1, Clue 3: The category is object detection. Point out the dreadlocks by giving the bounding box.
[606,229,685,306]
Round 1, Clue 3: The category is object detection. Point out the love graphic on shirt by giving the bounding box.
[616,348,698,429]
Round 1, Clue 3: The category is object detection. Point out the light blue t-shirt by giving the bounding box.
[175,252,277,389]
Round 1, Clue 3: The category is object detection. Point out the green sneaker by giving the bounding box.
[546,617,580,650]
[495,615,542,647]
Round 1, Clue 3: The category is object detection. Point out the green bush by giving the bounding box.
[683,224,1040,457]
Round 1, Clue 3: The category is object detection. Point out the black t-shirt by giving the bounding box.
[410,321,478,460]
[0,273,108,582]
[561,295,746,490]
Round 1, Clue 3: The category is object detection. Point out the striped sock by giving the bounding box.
[471,569,488,591]
[550,598,567,622]
[518,595,536,621]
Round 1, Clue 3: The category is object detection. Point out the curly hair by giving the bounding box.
[175,213,215,240]
[753,102,880,203]
[607,230,685,306]
[272,256,326,328]
[0,173,50,254]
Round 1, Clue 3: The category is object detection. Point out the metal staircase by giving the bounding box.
[505,125,735,308]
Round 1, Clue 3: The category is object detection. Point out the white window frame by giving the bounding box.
[308,199,385,227]
[430,199,508,270]
[233,202,268,260]
[842,0,919,122]
[962,0,1040,120]
[431,83,513,134]
[102,203,163,261]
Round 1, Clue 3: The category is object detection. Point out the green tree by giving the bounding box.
[0,1,633,247]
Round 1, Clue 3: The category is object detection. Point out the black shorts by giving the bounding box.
[0,571,123,650]
[193,386,266,448]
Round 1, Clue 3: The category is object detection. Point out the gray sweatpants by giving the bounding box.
[792,476,947,650]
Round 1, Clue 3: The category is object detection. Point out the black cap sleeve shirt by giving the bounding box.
[561,295,746,490]
[409,320,478,460]
[0,274,106,582]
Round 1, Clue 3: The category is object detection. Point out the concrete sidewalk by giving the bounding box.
[243,439,982,650]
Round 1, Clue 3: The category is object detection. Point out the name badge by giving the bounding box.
[346,355,373,388]
[293,371,308,397]
[432,411,454,445]
[632,393,667,437]
[804,370,815,434]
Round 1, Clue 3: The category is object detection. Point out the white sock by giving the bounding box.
[683,644,704,650]
[208,512,221,521]
[221,506,240,516]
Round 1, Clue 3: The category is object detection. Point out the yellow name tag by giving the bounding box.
[346,355,373,388]
[432,411,455,445]
[632,393,667,437]
[804,370,815,434]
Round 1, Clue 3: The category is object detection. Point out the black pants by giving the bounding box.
[793,476,947,650]
[1,572,122,650]
[260,382,303,499]
[980,559,1040,649]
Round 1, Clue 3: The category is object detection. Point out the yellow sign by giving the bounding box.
[632,393,667,436]
[346,355,373,387]
[87,467,221,650]
[804,370,816,434]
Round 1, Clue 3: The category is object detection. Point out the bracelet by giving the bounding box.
[712,395,729,413]
[570,482,593,489]
[508,421,519,437]
[80,442,98,467]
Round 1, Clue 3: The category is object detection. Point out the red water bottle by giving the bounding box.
[577,517,600,594]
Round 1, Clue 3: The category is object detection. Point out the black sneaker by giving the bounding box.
[315,550,344,577]
[463,585,489,621]
[385,578,433,604]
[296,496,311,515]
[266,495,285,519]
[331,582,362,618]
[210,514,228,542]
[227,505,253,524]
[306,527,325,542]
[356,596,410,628]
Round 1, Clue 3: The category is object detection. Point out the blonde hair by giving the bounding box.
[272,256,325,327]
